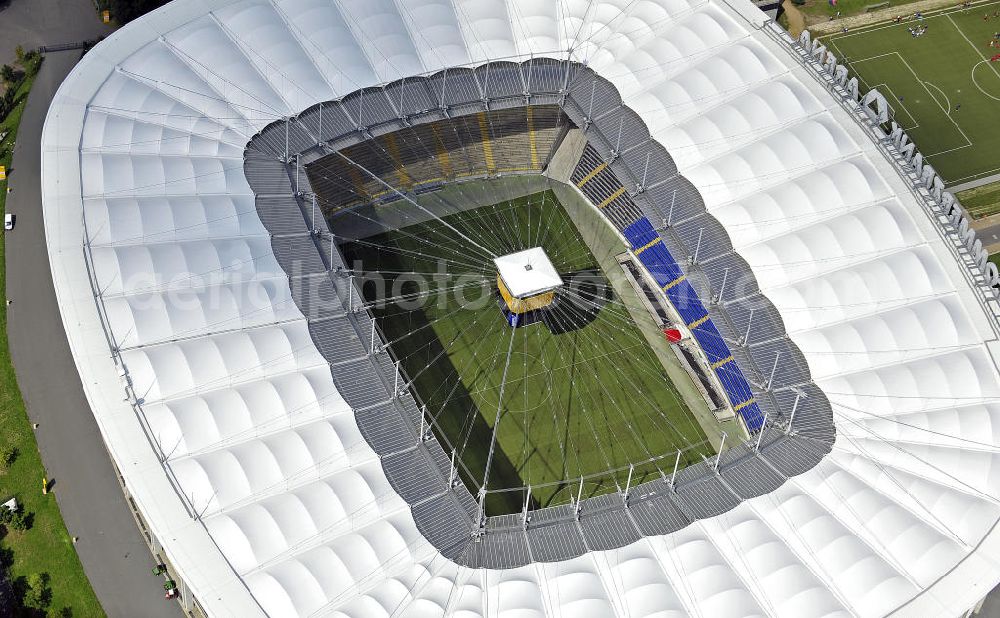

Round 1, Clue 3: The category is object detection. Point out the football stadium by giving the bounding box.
[36,0,1000,614]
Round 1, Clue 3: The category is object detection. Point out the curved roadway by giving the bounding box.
[3,1,181,615]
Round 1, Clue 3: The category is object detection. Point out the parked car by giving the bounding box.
[3,213,12,230]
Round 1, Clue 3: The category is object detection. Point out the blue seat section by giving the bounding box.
[691,321,729,366]
[623,218,658,248]
[623,216,764,433]
[642,245,684,286]
[740,401,766,432]
[663,279,702,324]
[715,357,753,402]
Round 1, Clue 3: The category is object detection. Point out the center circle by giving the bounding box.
[473,349,553,414]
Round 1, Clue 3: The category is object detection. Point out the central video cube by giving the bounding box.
[494,247,563,327]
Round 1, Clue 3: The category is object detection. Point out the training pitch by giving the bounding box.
[341,191,712,514]
[824,0,1000,187]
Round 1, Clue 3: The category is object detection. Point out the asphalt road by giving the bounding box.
[0,0,113,67]
[973,217,1000,255]
[3,7,182,617]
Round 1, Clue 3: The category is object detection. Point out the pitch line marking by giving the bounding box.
[948,164,1000,185]
[945,167,1000,185]
[826,42,920,129]
[848,51,898,64]
[948,13,1000,87]
[892,51,974,148]
[830,24,985,170]
[871,81,920,130]
[971,61,1000,102]
[922,80,952,116]
[924,143,974,158]
[825,0,1000,41]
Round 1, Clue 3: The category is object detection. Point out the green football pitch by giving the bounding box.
[340,191,712,514]
[824,1,1000,186]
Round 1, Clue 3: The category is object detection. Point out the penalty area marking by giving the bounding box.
[971,61,1000,102]
[888,51,974,149]
[825,46,921,131]
[872,82,920,130]
[922,80,952,115]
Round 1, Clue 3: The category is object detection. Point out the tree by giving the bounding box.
[22,573,51,611]
[108,0,171,24]
[14,46,25,66]
[0,65,15,86]
[0,84,18,120]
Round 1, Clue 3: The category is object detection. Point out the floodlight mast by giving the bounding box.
[767,351,781,390]
[787,387,806,433]
[623,464,634,506]
[716,267,729,304]
[522,487,531,529]
[394,360,401,396]
[755,413,768,451]
[714,432,727,472]
[691,228,704,264]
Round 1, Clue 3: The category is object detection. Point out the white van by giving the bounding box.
[4,213,13,230]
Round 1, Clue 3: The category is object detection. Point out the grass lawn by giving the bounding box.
[1,63,105,616]
[341,191,712,514]
[823,0,1000,185]
[958,180,1000,218]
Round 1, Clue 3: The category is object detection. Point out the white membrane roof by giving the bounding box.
[40,0,1000,615]
[495,247,563,298]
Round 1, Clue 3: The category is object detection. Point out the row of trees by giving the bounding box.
[1,39,67,617]
[0,46,42,122]
[1,449,52,616]
[104,0,170,24]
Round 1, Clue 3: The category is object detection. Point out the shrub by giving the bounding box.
[0,446,17,470]
[22,573,51,610]
[0,505,31,532]
[24,52,42,78]
[6,511,29,532]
